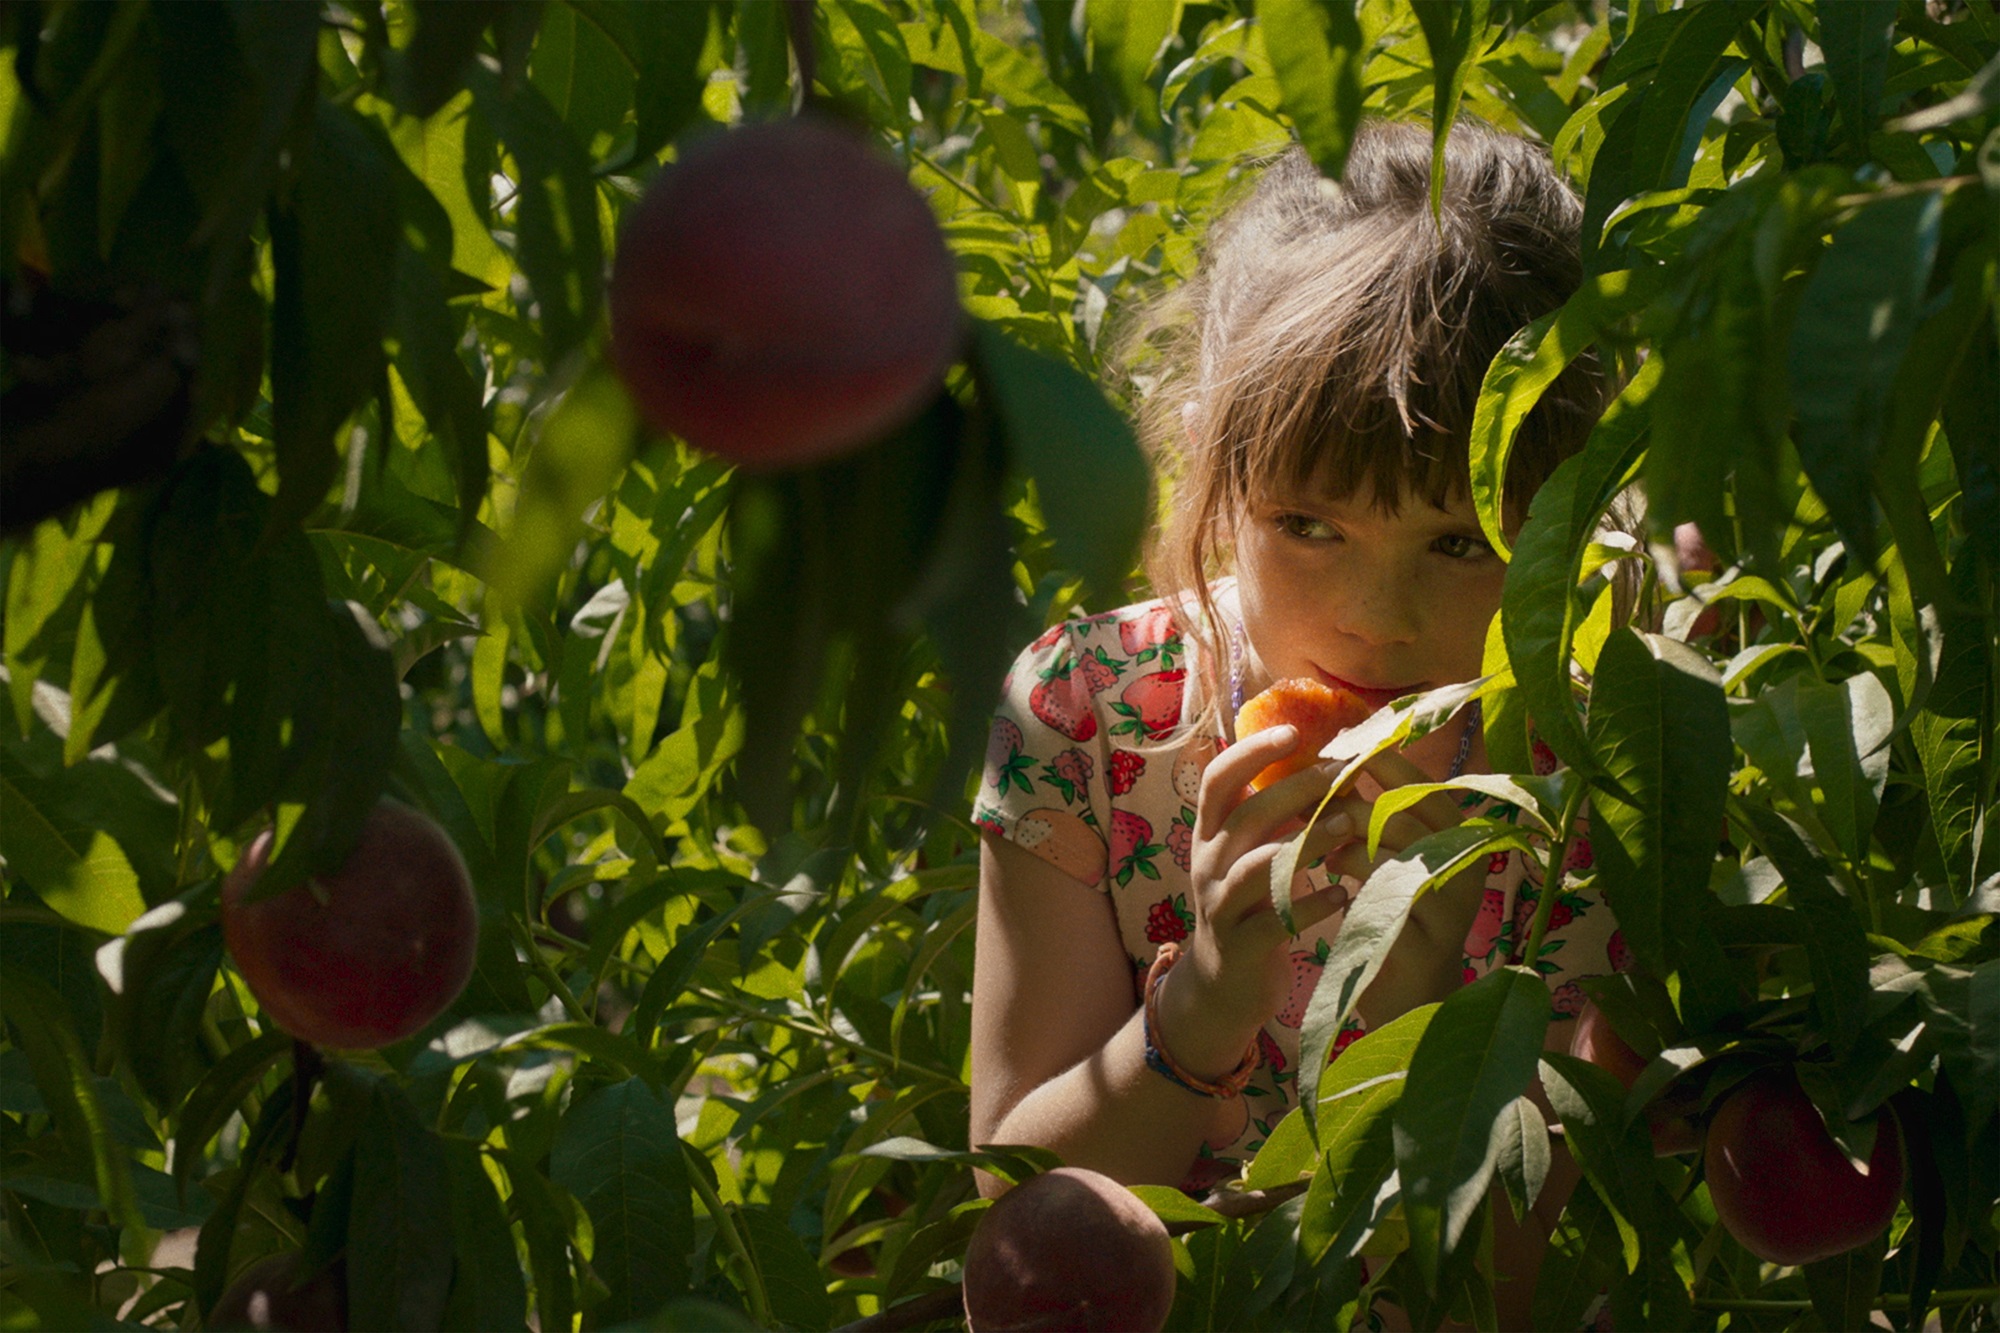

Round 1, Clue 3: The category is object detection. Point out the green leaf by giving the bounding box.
[390,92,514,290]
[1500,358,1658,774]
[1816,0,1896,153]
[854,1137,1063,1182]
[630,0,712,162]
[625,660,744,835]
[1787,190,1944,567]
[549,1077,695,1322]
[391,241,492,547]
[1737,805,1873,1060]
[499,1021,670,1092]
[399,0,512,119]
[169,1029,291,1203]
[531,785,670,870]
[1793,670,1894,868]
[159,0,319,246]
[1623,0,1754,191]
[971,321,1148,607]
[0,969,144,1242]
[1085,0,1181,119]
[93,895,222,1108]
[1491,1095,1551,1224]
[252,605,403,901]
[3,508,102,737]
[1941,318,2000,575]
[467,63,605,361]
[1911,554,1993,905]
[1298,1004,1437,1265]
[193,1079,297,1317]
[1585,629,1737,1029]
[1873,242,1990,613]
[529,0,636,157]
[732,1205,839,1332]
[1529,1175,1623,1332]
[441,1139,530,1332]
[498,1150,578,1333]
[270,102,402,532]
[1885,46,2000,133]
[1469,269,1657,559]
[1260,0,1363,181]
[1803,1229,1889,1333]
[1393,966,1551,1292]
[486,364,638,607]
[1537,1052,1679,1268]
[0,749,146,934]
[348,1080,455,1333]
[1410,0,1491,217]
[1298,824,1516,1141]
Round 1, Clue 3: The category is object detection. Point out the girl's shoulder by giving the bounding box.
[1000,598,1197,748]
[977,597,1216,891]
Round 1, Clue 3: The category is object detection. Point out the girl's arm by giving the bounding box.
[969,835,1241,1191]
[970,725,1354,1193]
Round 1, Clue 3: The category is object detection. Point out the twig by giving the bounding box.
[507,915,592,1025]
[682,1142,773,1328]
[1835,174,1981,209]
[1522,779,1592,964]
[908,146,1010,215]
[686,984,968,1092]
[1195,1178,1309,1221]
[1691,1286,2000,1313]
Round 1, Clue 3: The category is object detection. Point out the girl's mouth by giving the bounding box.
[1316,669,1425,710]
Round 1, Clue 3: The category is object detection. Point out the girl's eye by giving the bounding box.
[1276,513,1338,541]
[1435,533,1492,561]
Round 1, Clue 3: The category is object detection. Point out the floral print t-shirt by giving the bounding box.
[975,591,1625,1192]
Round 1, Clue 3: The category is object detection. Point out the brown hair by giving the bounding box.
[1119,119,1611,729]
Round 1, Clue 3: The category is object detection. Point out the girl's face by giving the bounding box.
[1231,478,1506,769]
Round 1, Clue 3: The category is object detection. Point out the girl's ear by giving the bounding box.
[1181,399,1203,444]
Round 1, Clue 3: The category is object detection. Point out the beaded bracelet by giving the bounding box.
[1141,942,1260,1098]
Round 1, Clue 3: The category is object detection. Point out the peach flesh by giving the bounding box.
[1235,677,1373,792]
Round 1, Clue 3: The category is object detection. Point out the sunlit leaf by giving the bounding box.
[1394,966,1550,1290]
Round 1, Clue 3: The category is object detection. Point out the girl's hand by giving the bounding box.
[1152,725,1358,1074]
[1157,730,1489,1076]
[1318,746,1491,979]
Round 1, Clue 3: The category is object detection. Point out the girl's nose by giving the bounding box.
[1334,560,1421,647]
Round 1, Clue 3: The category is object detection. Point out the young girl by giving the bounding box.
[968,119,1618,1311]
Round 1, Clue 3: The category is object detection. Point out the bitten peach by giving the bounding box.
[222,801,478,1050]
[962,1167,1176,1332]
[1234,678,1373,791]
[608,116,962,470]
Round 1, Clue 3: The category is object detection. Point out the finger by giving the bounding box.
[1208,840,1336,932]
[1196,726,1308,840]
[1289,880,1354,936]
[1359,748,1467,831]
[1310,793,1434,851]
[1313,809,1444,880]
[1204,764,1350,873]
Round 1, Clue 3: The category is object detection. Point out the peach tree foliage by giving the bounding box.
[0,1,1994,1330]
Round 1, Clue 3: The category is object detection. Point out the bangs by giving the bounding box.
[1204,212,1519,517]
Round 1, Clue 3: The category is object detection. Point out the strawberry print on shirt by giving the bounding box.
[977,590,1621,1191]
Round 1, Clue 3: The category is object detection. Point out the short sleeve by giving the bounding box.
[973,623,1115,889]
